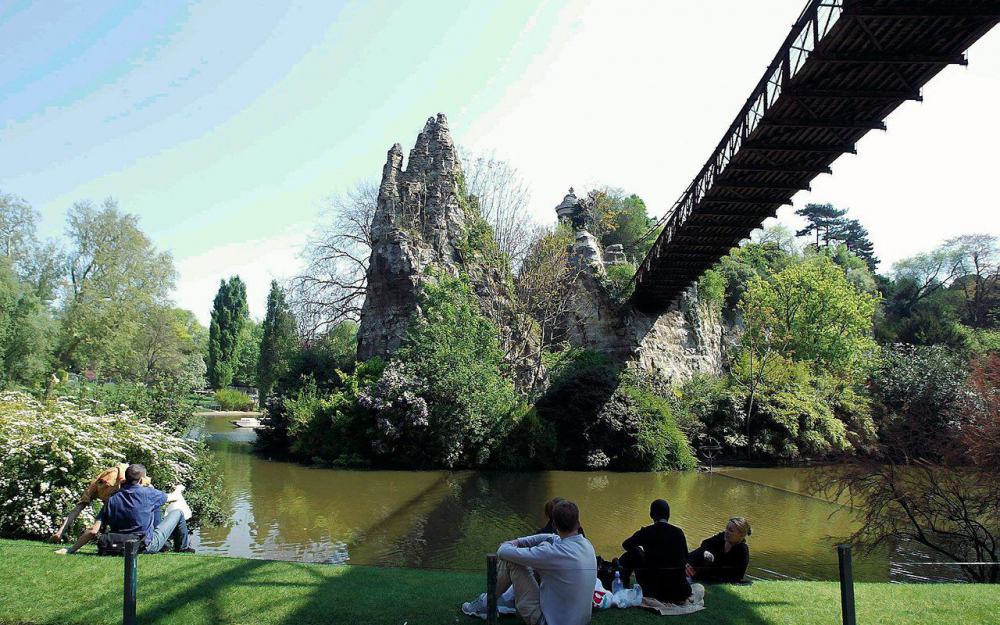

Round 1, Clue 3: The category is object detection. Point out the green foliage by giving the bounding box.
[869,344,968,440]
[601,262,636,304]
[373,273,521,467]
[231,320,262,388]
[0,391,225,538]
[696,268,726,309]
[534,358,696,470]
[208,276,248,388]
[277,322,358,396]
[58,199,177,379]
[75,381,198,434]
[582,188,657,262]
[714,242,793,312]
[214,388,254,412]
[258,281,299,406]
[741,254,879,377]
[0,257,53,388]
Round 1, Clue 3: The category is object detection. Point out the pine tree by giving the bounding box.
[832,218,879,271]
[257,281,298,406]
[795,203,847,249]
[207,276,248,388]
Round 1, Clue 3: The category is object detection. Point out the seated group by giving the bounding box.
[463,497,750,624]
[51,463,194,555]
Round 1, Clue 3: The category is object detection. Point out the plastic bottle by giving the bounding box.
[612,570,623,594]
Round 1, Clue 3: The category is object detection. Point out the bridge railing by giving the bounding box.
[635,0,844,288]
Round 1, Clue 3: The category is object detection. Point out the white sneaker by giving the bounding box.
[461,593,488,620]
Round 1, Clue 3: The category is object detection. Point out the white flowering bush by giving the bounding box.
[358,361,430,456]
[0,391,224,538]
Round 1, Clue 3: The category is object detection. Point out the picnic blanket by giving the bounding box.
[639,583,706,616]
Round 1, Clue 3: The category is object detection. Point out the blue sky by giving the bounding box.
[3,0,999,322]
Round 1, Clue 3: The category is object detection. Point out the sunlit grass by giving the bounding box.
[1,539,996,625]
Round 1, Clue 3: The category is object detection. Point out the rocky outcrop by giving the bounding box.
[357,114,465,360]
[357,114,536,383]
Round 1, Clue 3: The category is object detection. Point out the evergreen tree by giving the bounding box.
[832,218,879,271]
[258,281,298,406]
[207,276,248,388]
[795,203,847,249]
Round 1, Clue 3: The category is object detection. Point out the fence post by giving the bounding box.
[124,539,140,625]
[486,554,498,625]
[837,544,857,625]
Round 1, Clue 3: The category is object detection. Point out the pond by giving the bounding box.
[189,415,952,581]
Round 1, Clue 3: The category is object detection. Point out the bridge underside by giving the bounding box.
[632,0,1000,314]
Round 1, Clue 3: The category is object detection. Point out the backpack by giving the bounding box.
[97,532,145,556]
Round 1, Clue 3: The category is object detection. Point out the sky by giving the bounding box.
[3,0,999,324]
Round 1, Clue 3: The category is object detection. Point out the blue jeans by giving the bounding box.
[145,509,189,553]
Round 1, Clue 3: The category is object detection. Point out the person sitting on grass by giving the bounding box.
[51,462,151,555]
[686,517,751,583]
[536,497,585,536]
[94,463,193,554]
[618,499,692,604]
[463,500,596,625]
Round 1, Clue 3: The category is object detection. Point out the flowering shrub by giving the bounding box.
[0,391,225,539]
[358,361,429,456]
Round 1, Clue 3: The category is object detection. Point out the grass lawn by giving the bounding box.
[1,539,996,625]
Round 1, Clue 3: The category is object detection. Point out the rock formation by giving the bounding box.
[357,114,466,360]
[357,114,535,382]
[357,114,724,386]
[552,190,726,382]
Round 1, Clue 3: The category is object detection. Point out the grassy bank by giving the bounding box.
[1,539,996,625]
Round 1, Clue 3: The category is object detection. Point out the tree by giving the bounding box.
[129,306,207,388]
[231,320,262,388]
[794,203,847,249]
[0,257,53,387]
[58,199,176,377]
[740,255,879,377]
[288,181,376,340]
[207,276,248,388]
[941,234,999,329]
[460,150,535,269]
[580,187,658,262]
[515,225,583,388]
[0,192,37,265]
[0,192,63,301]
[814,353,1000,583]
[831,218,879,271]
[258,281,298,406]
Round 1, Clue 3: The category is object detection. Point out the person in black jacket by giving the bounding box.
[686,517,751,583]
[618,499,691,604]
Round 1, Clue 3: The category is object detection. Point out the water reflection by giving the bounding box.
[191,416,929,581]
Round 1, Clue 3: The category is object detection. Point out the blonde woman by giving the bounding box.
[685,517,751,583]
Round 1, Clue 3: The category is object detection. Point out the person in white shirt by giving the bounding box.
[462,500,597,625]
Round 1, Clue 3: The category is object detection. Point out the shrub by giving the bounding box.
[214,388,254,411]
[380,273,521,467]
[258,358,384,463]
[0,391,225,538]
[601,262,636,304]
[75,381,197,434]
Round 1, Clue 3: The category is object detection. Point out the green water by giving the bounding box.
[190,416,942,581]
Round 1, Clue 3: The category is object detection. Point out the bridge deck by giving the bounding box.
[631,0,1000,313]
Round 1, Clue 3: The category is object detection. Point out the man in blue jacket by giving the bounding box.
[99,464,193,553]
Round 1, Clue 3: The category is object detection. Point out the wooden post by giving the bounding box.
[486,554,498,625]
[837,544,857,625]
[123,539,140,625]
